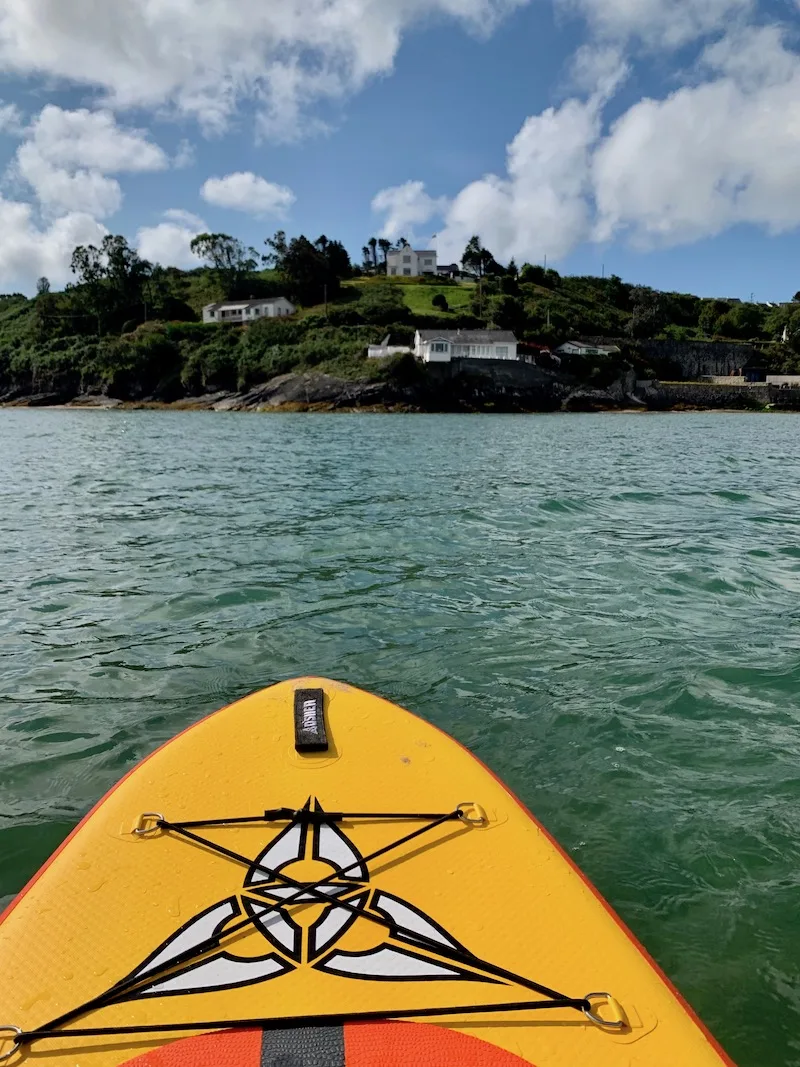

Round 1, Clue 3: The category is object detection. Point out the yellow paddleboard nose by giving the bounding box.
[0,678,736,1066]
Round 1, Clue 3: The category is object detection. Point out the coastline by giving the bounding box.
[1,399,786,415]
[1,365,792,415]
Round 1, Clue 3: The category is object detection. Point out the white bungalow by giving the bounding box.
[555,341,621,357]
[203,297,296,324]
[414,329,518,363]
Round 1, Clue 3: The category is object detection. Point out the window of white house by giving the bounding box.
[209,311,216,318]
[403,268,411,276]
[402,255,411,263]
[431,342,448,352]
[423,259,432,266]
[390,267,397,275]
[496,346,508,357]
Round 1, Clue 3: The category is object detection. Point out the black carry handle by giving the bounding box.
[293,688,329,752]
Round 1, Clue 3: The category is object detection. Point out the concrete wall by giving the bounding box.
[654,383,769,408]
[768,387,800,410]
[367,345,412,359]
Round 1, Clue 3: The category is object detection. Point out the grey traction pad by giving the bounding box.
[260,1025,345,1067]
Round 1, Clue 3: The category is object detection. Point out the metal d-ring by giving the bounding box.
[0,1026,22,1063]
[456,801,488,825]
[582,991,627,1030]
[132,812,164,836]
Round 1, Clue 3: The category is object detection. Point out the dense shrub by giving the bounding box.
[357,284,410,325]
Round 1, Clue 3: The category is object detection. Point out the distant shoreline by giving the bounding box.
[1,400,789,416]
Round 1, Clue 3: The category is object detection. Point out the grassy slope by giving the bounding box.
[295,276,476,320]
[345,277,475,317]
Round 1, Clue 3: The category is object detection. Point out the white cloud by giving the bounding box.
[375,26,800,265]
[136,209,208,268]
[371,181,448,241]
[21,105,168,173]
[173,139,196,168]
[9,105,169,217]
[557,0,752,49]
[0,0,525,137]
[569,44,627,95]
[388,47,625,266]
[0,100,22,134]
[0,196,107,291]
[163,208,206,228]
[435,96,602,265]
[200,171,295,216]
[14,152,123,217]
[593,26,800,245]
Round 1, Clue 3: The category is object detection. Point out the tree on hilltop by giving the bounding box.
[461,236,502,278]
[264,230,352,306]
[190,233,259,298]
[378,238,391,272]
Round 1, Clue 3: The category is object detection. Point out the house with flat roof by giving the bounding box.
[555,341,621,357]
[202,297,295,324]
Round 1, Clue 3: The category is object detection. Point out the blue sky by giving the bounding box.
[0,0,799,299]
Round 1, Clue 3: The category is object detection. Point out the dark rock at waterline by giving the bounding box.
[4,391,70,407]
[212,373,391,411]
[67,394,124,408]
[561,388,621,412]
[1,359,655,414]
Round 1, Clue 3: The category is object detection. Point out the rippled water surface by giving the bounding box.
[2,409,800,1065]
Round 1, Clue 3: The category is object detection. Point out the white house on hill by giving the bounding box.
[414,329,518,362]
[203,296,295,324]
[386,248,437,277]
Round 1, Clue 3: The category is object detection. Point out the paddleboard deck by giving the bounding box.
[0,677,735,1066]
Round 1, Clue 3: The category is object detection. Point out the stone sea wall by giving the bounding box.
[651,383,770,409]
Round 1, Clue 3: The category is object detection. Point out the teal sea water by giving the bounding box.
[1,409,799,1065]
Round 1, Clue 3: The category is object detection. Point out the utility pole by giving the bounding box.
[602,263,605,279]
[544,254,547,271]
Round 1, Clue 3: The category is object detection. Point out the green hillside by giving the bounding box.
[2,229,800,404]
